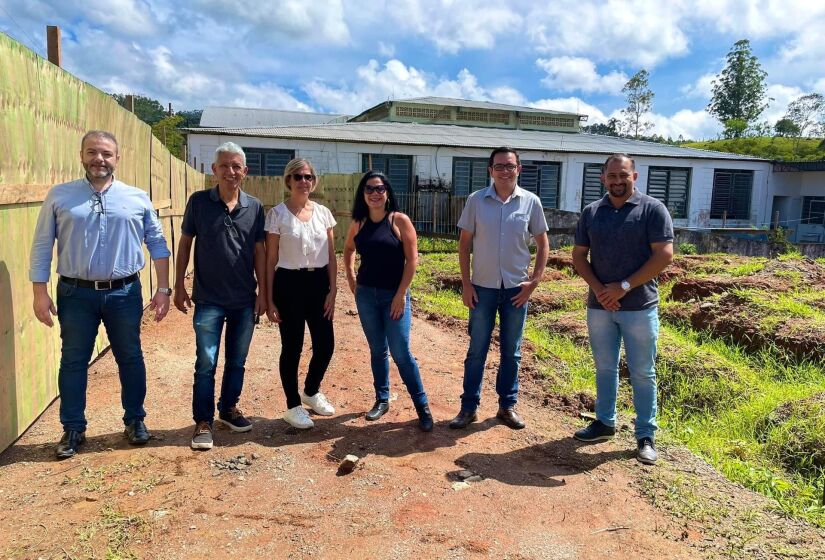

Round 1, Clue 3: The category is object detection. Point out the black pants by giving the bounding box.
[273,267,335,409]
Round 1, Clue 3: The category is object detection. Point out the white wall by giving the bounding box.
[187,133,772,228]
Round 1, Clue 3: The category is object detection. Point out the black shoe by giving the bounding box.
[217,406,252,433]
[416,404,434,432]
[637,437,658,465]
[124,420,150,445]
[56,430,86,459]
[496,407,525,430]
[573,419,616,442]
[365,400,389,421]
[448,409,477,429]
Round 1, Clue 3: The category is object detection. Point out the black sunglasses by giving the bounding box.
[365,184,387,194]
[91,192,105,215]
[291,173,315,182]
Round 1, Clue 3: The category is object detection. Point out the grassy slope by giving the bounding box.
[683,136,825,160]
[413,246,825,527]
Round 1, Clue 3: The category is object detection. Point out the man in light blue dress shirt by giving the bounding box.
[29,130,171,459]
[450,147,549,430]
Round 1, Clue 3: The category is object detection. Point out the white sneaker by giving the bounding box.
[283,406,314,429]
[300,390,335,416]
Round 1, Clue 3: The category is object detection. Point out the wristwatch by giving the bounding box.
[157,288,172,295]
[620,280,631,292]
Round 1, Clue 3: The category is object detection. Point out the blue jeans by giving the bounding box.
[587,307,659,440]
[461,285,527,411]
[355,287,427,407]
[56,278,146,431]
[192,304,255,423]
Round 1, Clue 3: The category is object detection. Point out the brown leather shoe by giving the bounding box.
[448,409,477,429]
[496,407,525,430]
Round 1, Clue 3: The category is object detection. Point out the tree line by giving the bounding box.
[111,94,201,160]
[583,39,825,151]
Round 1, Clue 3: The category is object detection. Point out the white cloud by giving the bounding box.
[648,109,720,140]
[526,0,689,67]
[531,97,608,122]
[304,59,529,114]
[536,57,627,94]
[680,73,715,100]
[83,0,159,37]
[377,41,395,58]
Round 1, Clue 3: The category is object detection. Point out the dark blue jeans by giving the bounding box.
[355,286,427,408]
[461,285,527,412]
[56,278,146,432]
[192,304,255,424]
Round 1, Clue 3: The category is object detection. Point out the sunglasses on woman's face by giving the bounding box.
[365,184,387,194]
[291,173,315,182]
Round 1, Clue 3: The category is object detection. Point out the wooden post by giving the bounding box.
[200,163,204,173]
[46,26,61,67]
[125,95,135,113]
[773,210,780,229]
[168,102,173,116]
[722,210,727,228]
[368,154,373,169]
[193,157,197,170]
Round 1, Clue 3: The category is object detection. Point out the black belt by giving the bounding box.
[59,273,139,290]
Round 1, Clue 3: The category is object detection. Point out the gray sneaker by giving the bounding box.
[637,437,658,464]
[191,421,213,450]
[573,419,616,442]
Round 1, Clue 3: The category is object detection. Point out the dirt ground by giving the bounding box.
[2,261,824,559]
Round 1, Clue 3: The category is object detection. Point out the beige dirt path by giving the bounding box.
[2,260,821,559]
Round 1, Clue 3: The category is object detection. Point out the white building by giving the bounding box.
[187,97,776,231]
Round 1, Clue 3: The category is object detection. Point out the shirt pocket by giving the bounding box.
[505,212,530,238]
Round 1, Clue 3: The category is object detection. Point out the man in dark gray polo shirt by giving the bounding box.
[572,153,673,464]
[174,142,266,450]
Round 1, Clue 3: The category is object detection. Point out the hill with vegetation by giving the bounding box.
[684,137,825,161]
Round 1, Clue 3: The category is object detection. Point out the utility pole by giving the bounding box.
[46,26,61,67]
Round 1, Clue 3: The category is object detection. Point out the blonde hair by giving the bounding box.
[283,158,318,191]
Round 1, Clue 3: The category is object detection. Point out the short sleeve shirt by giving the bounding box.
[575,190,674,310]
[265,202,336,269]
[457,185,548,289]
[181,187,265,309]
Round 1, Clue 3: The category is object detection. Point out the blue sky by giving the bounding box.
[2,0,824,140]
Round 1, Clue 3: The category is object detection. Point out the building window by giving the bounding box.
[243,148,294,177]
[581,163,605,209]
[362,154,413,193]
[710,170,753,220]
[802,196,825,224]
[647,167,690,219]
[395,106,451,120]
[517,115,576,128]
[452,158,489,196]
[520,161,561,209]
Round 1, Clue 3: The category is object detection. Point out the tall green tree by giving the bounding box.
[151,114,185,160]
[620,69,655,138]
[111,93,167,125]
[784,93,824,138]
[176,109,203,128]
[707,40,769,138]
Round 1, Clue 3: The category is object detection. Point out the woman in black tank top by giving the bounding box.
[343,171,433,432]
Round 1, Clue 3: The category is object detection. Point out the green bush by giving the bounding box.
[678,242,698,255]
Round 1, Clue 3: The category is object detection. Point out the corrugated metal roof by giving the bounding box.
[186,121,766,161]
[399,96,584,117]
[199,106,349,128]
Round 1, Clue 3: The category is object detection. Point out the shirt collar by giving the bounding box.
[596,188,642,208]
[483,184,523,203]
[82,175,117,194]
[210,185,249,208]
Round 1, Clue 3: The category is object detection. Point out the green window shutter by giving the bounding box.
[452,158,488,196]
[581,163,604,209]
[711,170,752,220]
[362,154,413,192]
[521,161,561,209]
[242,148,294,176]
[647,167,690,219]
[802,196,825,224]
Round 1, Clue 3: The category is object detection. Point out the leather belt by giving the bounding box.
[59,273,139,291]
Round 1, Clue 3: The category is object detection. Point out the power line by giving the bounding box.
[0,6,44,56]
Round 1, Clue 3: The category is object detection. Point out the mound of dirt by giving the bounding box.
[761,392,825,477]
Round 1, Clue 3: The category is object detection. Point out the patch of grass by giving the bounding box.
[417,237,458,253]
[728,261,766,276]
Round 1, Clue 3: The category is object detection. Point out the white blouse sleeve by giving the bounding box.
[264,205,283,234]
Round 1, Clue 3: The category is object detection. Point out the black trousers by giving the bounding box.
[273,267,335,409]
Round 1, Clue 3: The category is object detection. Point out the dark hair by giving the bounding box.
[81,130,119,153]
[488,146,520,167]
[352,170,399,221]
[602,153,635,171]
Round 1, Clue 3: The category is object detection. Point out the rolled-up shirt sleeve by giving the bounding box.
[29,191,57,282]
[142,194,171,260]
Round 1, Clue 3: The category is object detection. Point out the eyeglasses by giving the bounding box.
[365,185,387,194]
[491,163,518,172]
[90,192,105,215]
[291,173,315,182]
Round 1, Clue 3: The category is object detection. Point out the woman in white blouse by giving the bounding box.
[265,158,337,429]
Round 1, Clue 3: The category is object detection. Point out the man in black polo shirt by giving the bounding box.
[174,142,266,450]
[571,153,673,465]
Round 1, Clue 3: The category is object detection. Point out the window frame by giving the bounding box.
[647,166,691,219]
